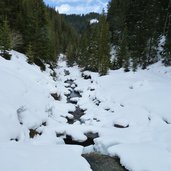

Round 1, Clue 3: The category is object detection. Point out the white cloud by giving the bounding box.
[51,0,93,2]
[55,4,71,14]
[55,3,102,14]
[44,0,109,14]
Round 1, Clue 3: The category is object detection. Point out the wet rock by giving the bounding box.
[71,83,77,89]
[65,78,77,89]
[56,132,65,138]
[93,118,100,122]
[64,79,74,85]
[51,93,61,101]
[93,98,101,106]
[64,69,70,76]
[50,71,57,81]
[129,86,134,89]
[42,122,47,126]
[29,129,42,138]
[10,138,19,142]
[114,124,129,128]
[163,118,170,124]
[85,132,99,139]
[82,73,91,80]
[69,99,78,105]
[120,104,124,107]
[83,153,128,171]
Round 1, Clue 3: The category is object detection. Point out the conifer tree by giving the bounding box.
[77,12,110,75]
[26,43,34,64]
[163,27,171,65]
[86,23,99,71]
[0,18,11,60]
[77,32,89,68]
[116,27,130,71]
[66,44,76,67]
[107,0,129,45]
[162,0,171,66]
[98,13,111,75]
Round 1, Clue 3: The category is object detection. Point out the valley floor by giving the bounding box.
[0,51,171,171]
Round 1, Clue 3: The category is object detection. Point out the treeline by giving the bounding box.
[67,0,171,75]
[0,0,78,67]
[0,0,170,74]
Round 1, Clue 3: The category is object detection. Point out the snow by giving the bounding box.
[108,143,171,171]
[0,143,91,171]
[0,51,56,141]
[0,51,171,171]
[90,19,99,24]
[54,58,171,171]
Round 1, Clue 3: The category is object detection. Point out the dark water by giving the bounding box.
[83,153,128,171]
[64,79,85,124]
[68,106,85,122]
[69,90,82,98]
[64,132,98,147]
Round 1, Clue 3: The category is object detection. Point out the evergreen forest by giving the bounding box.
[0,0,78,68]
[0,0,171,74]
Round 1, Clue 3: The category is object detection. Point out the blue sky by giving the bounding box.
[43,0,110,15]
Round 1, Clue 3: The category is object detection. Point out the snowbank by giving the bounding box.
[0,143,91,171]
[108,143,171,171]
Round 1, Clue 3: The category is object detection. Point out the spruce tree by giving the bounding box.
[116,27,130,71]
[162,0,171,66]
[66,44,76,67]
[87,23,99,71]
[107,0,129,45]
[163,26,171,65]
[0,18,11,60]
[78,12,111,75]
[26,43,34,64]
[77,31,89,68]
[98,13,111,75]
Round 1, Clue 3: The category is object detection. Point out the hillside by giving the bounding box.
[0,51,171,171]
[0,0,78,63]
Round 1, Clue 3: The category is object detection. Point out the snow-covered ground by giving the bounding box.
[0,51,171,171]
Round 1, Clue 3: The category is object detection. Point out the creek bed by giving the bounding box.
[64,79,128,171]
